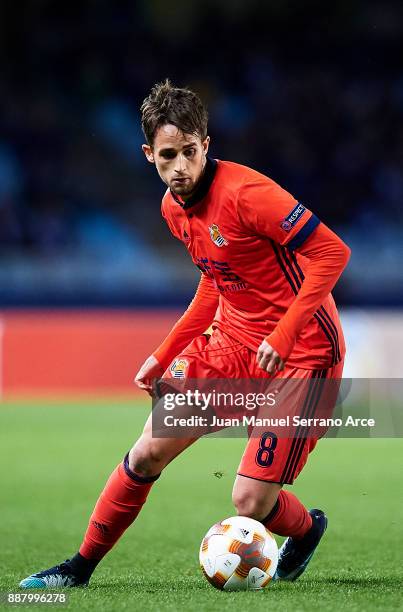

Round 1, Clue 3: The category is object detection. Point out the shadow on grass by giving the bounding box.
[302,576,400,588]
[90,576,209,594]
[88,573,402,594]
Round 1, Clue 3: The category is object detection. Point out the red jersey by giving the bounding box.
[160,158,347,370]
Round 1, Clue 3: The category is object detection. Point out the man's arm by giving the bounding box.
[153,273,219,368]
[257,223,350,373]
[236,175,350,374]
[135,274,219,393]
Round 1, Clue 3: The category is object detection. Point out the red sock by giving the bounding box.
[79,455,158,560]
[263,490,312,539]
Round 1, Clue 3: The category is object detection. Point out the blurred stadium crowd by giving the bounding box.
[0,0,402,305]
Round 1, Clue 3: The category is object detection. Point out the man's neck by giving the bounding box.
[170,157,217,210]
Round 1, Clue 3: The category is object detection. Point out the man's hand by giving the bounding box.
[256,340,285,375]
[134,355,164,396]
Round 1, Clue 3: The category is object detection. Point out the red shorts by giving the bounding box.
[163,328,344,485]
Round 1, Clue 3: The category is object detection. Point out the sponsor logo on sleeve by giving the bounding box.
[281,203,306,232]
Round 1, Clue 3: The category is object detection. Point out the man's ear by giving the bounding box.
[202,136,210,155]
[142,144,155,164]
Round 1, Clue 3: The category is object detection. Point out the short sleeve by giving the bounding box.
[237,175,320,250]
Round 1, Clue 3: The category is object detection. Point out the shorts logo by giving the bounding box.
[281,203,306,232]
[209,224,228,247]
[170,358,188,379]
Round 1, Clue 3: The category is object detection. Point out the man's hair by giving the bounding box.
[141,79,208,146]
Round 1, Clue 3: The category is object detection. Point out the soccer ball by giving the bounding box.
[199,516,278,591]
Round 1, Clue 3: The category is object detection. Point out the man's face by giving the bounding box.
[142,124,210,198]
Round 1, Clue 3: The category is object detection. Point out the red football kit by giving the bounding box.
[153,157,350,484]
[77,157,350,567]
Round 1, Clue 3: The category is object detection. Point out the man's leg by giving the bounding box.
[232,476,312,538]
[20,413,197,588]
[234,360,345,581]
[20,329,248,588]
[78,413,197,563]
[232,473,326,582]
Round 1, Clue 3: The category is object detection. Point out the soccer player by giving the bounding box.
[20,80,350,588]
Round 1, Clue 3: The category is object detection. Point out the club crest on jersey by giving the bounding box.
[209,224,228,247]
[170,358,188,379]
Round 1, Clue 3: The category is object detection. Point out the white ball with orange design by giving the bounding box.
[199,516,278,591]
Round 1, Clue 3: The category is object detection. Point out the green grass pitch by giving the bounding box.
[0,399,402,611]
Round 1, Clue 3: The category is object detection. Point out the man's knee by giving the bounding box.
[232,481,281,520]
[128,438,166,477]
[232,490,272,520]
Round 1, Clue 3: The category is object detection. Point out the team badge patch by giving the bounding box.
[281,203,306,232]
[209,224,228,247]
[170,358,189,379]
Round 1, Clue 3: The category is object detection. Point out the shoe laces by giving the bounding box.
[37,560,72,577]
